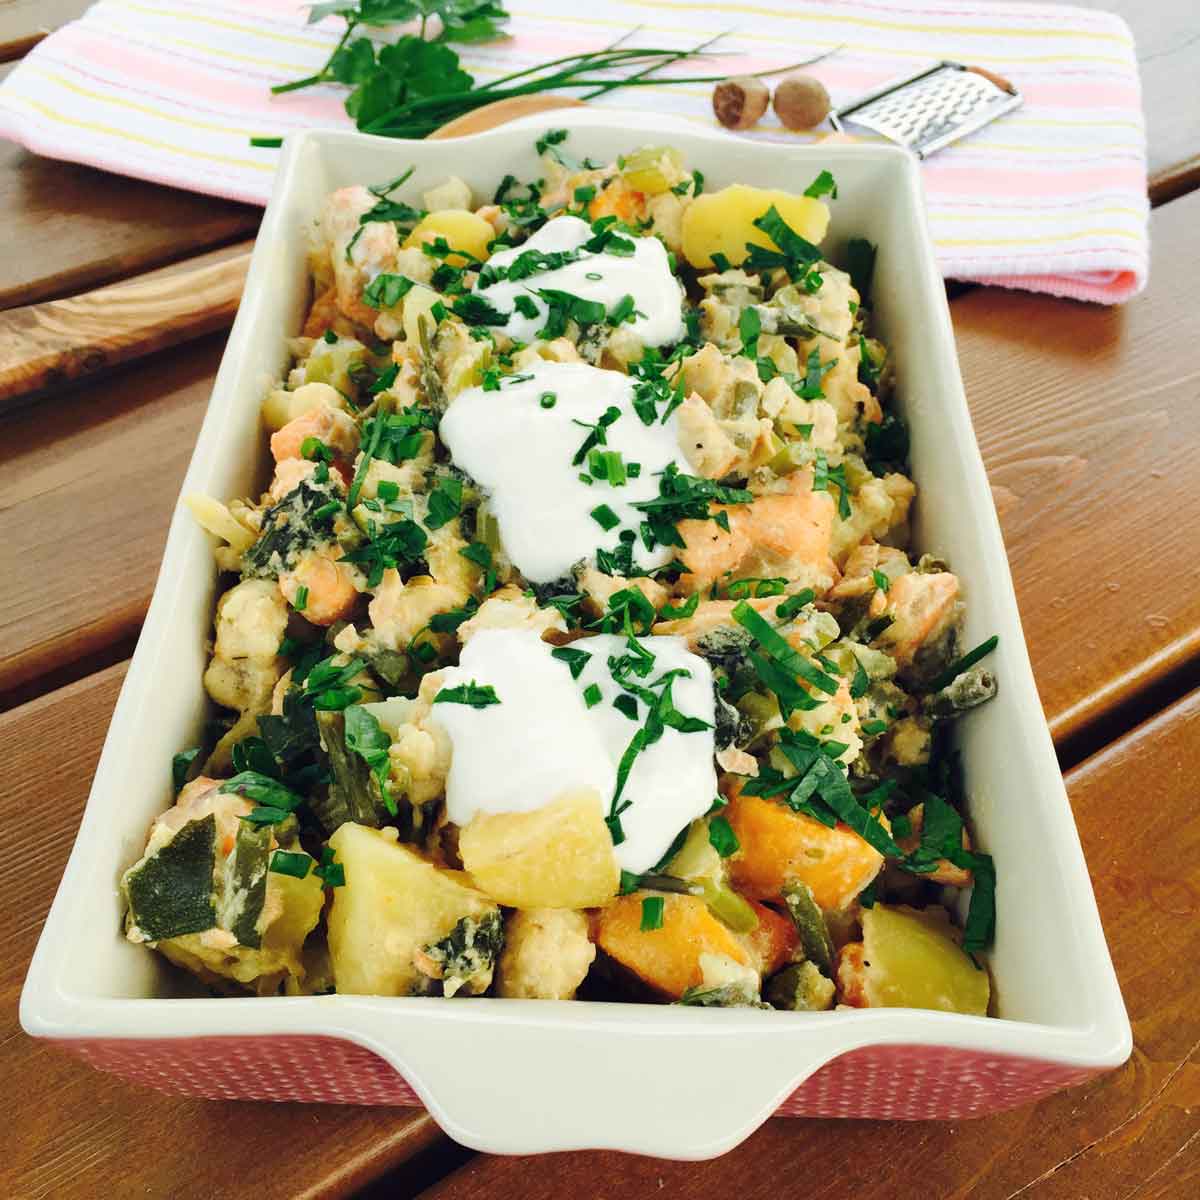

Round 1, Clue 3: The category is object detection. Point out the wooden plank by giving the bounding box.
[413,688,1200,1200]
[0,0,84,61]
[0,61,259,311]
[0,241,249,410]
[0,662,447,1200]
[0,333,221,701]
[1095,0,1200,203]
[953,185,1200,747]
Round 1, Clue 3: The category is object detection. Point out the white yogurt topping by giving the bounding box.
[476,215,685,347]
[430,628,716,874]
[439,360,686,584]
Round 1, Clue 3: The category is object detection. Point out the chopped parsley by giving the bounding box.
[803,170,838,199]
[434,681,501,708]
[708,815,740,858]
[269,850,312,879]
[812,450,853,519]
[424,476,463,530]
[551,646,592,680]
[362,273,416,310]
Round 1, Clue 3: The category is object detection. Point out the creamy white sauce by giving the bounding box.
[439,360,686,584]
[431,628,716,874]
[477,215,685,347]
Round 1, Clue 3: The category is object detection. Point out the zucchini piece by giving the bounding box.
[124,815,217,943]
[676,982,767,1009]
[924,666,997,719]
[313,710,392,832]
[418,910,504,997]
[781,881,835,976]
[220,821,272,949]
[765,960,835,1011]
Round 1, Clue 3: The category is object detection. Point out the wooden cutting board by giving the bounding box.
[0,95,586,410]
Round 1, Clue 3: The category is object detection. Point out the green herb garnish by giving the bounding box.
[434,681,501,708]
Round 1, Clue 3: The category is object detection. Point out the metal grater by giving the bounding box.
[830,61,1022,158]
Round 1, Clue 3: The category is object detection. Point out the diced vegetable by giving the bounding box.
[595,892,753,1000]
[220,821,272,949]
[123,815,217,943]
[404,210,495,266]
[726,791,886,911]
[780,881,835,976]
[497,908,597,1000]
[327,823,498,996]
[838,904,990,1015]
[765,960,835,1011]
[459,790,619,909]
[417,910,504,997]
[312,710,395,833]
[681,185,830,269]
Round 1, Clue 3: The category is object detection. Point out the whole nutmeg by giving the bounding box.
[774,73,831,130]
[712,76,770,130]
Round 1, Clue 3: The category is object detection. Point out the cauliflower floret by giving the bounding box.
[422,175,472,212]
[831,473,915,565]
[496,908,596,999]
[574,567,668,620]
[368,571,469,650]
[676,393,741,479]
[212,579,289,662]
[457,585,567,644]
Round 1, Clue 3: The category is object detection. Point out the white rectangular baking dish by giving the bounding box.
[21,114,1130,1159]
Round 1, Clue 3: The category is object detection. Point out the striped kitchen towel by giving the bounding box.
[0,0,1148,303]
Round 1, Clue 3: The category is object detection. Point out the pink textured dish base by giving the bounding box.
[53,1035,1100,1121]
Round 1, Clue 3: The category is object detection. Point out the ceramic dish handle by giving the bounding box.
[357,1010,858,1158]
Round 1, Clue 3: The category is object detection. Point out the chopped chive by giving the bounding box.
[640,895,665,931]
[539,391,557,409]
[590,503,621,531]
[250,135,283,149]
[583,683,603,708]
[294,585,309,612]
[872,568,890,593]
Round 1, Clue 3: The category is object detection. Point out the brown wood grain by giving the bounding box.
[0,241,249,408]
[412,688,1200,1200]
[0,59,259,311]
[1093,0,1200,203]
[953,185,1200,747]
[0,333,223,701]
[0,662,447,1200]
[0,0,83,61]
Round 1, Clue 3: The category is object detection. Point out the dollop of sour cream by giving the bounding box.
[439,360,686,584]
[476,215,685,346]
[430,628,717,874]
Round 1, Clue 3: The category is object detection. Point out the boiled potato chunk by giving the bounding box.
[156,870,325,996]
[327,823,497,996]
[845,904,990,1015]
[459,790,619,909]
[727,791,885,911]
[681,184,830,269]
[596,892,753,999]
[496,908,596,1000]
[404,210,495,265]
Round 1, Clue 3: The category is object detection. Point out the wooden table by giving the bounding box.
[3,3,1200,1198]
